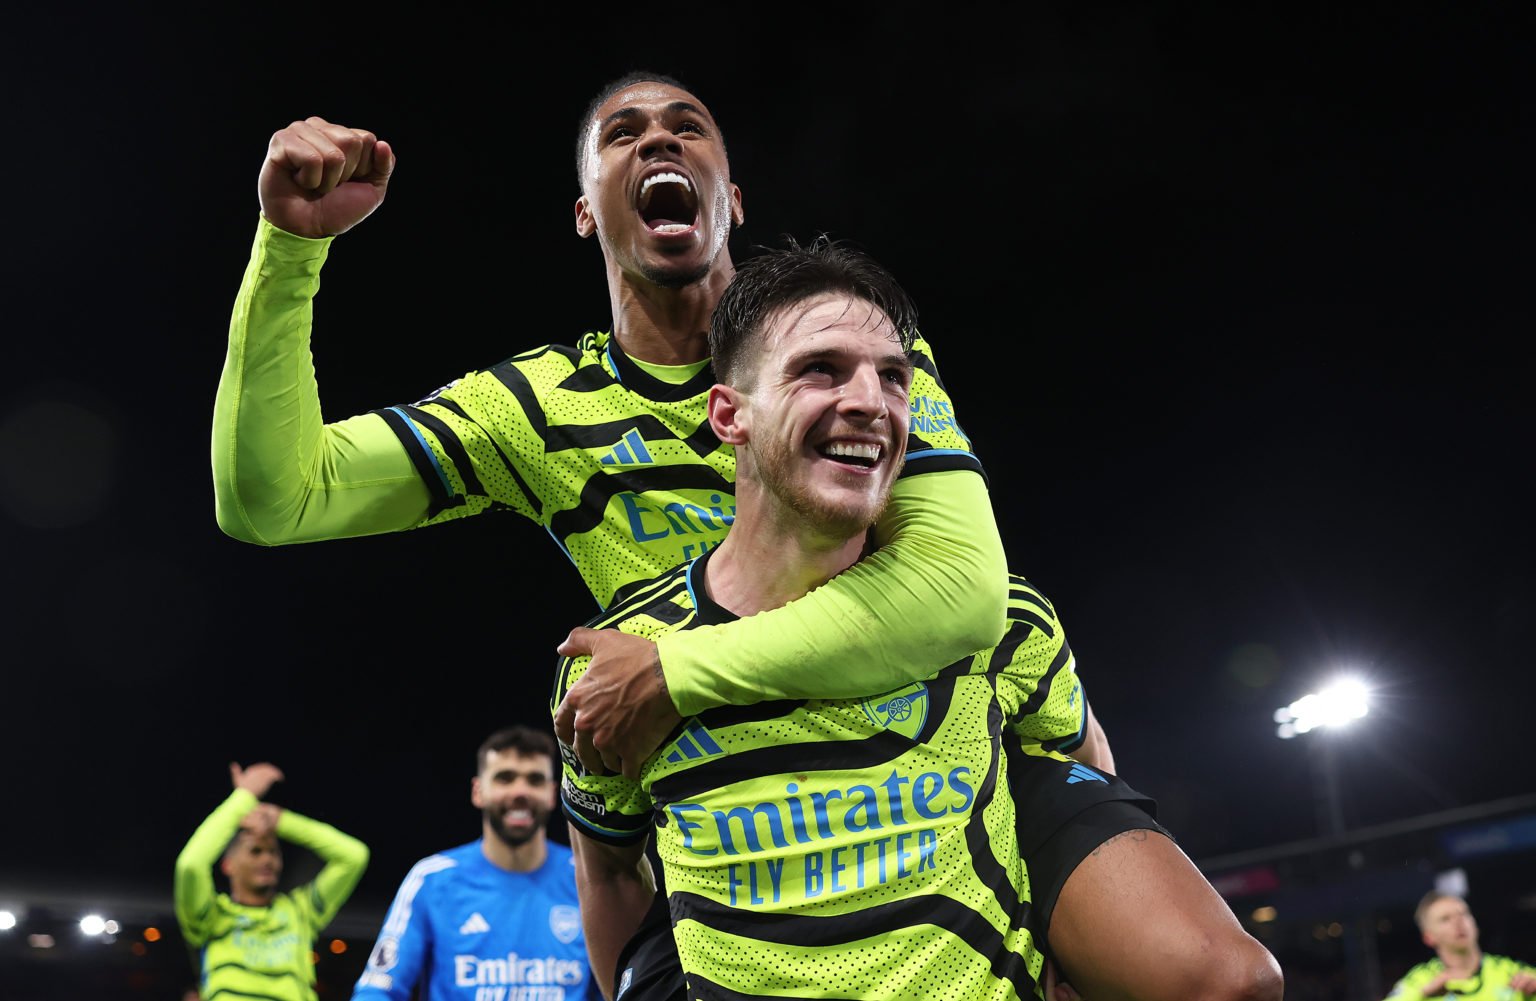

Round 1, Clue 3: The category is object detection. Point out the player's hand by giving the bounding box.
[230,761,285,800]
[258,117,395,238]
[239,803,281,837]
[1421,971,1452,996]
[554,628,680,781]
[1509,971,1536,992]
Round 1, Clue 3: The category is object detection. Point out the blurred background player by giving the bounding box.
[351,725,600,1000]
[174,761,369,1001]
[1383,891,1536,1000]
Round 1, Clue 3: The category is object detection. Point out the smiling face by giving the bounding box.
[574,80,743,289]
[727,293,912,540]
[472,748,556,849]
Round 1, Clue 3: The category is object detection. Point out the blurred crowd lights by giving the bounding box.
[79,914,122,936]
[3,902,353,958]
[1275,676,1371,739]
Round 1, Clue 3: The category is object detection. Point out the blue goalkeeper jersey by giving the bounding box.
[352,839,600,1001]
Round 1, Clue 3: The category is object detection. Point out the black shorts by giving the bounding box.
[1007,752,1169,949]
[612,894,686,1001]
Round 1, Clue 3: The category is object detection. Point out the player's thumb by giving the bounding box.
[557,627,598,658]
[370,140,396,190]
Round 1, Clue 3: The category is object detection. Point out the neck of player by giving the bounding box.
[231,885,275,907]
[482,826,548,874]
[1440,945,1481,976]
[607,261,734,364]
[702,481,869,618]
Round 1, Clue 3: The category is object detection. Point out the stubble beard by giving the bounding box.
[640,257,713,290]
[755,439,890,542]
[485,804,545,849]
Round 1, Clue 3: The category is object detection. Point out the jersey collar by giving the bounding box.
[684,547,736,626]
[603,335,717,403]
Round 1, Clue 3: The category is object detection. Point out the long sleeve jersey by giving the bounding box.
[212,218,1010,716]
[173,788,369,1001]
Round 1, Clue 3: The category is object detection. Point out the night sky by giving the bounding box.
[4,4,1530,926]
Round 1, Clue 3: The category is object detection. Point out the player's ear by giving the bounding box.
[470,776,484,809]
[574,195,597,239]
[708,384,749,446]
[729,183,744,227]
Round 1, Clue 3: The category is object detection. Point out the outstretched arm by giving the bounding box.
[213,118,432,546]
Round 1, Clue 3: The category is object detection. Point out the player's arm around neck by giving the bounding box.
[658,468,1009,714]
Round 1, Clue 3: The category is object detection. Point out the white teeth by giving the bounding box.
[652,223,691,233]
[642,171,692,195]
[824,442,880,461]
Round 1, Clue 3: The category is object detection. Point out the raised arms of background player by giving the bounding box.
[212,122,1008,716]
[173,762,369,948]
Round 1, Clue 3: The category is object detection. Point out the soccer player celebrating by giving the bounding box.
[215,72,1279,1001]
[555,235,1070,998]
[212,71,1007,772]
[174,761,369,1001]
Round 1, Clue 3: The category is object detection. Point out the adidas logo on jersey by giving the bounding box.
[599,428,655,466]
[665,721,724,763]
[1066,764,1107,785]
[459,912,491,935]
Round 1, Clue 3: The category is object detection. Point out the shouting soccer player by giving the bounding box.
[214,71,1279,1001]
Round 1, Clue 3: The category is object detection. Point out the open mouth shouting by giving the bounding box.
[638,168,699,235]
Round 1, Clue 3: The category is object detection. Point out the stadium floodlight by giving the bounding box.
[79,915,108,936]
[1274,676,1370,739]
[0,910,16,931]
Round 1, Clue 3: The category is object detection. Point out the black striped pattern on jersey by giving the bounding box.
[381,331,985,609]
[672,885,1035,993]
[649,682,957,806]
[548,564,693,718]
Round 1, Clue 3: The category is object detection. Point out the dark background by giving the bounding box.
[3,4,1531,996]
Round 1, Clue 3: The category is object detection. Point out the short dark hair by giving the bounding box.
[709,235,919,388]
[575,70,722,186]
[476,725,556,773]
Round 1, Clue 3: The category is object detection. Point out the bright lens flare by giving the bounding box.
[1275,677,1370,738]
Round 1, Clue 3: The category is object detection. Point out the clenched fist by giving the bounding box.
[259,116,395,238]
